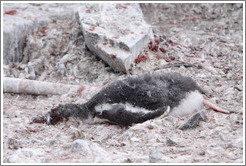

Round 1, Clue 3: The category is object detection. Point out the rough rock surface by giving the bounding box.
[76,3,152,72]
[3,3,80,64]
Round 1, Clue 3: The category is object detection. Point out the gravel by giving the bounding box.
[3,3,243,163]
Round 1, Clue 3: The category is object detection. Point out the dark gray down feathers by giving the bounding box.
[48,72,205,126]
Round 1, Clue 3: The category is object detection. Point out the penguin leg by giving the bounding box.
[203,98,231,114]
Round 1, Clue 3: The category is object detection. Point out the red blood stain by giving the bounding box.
[131,32,134,34]
[135,54,148,63]
[49,51,56,56]
[160,130,167,134]
[32,118,46,124]
[110,54,116,59]
[154,40,159,45]
[156,55,163,60]
[77,86,85,96]
[148,41,153,49]
[151,44,159,52]
[147,125,154,130]
[168,39,177,46]
[168,39,174,45]
[164,57,171,62]
[89,27,95,31]
[102,43,107,45]
[5,10,17,15]
[159,48,167,54]
[148,40,159,52]
[164,42,169,47]
[169,56,176,60]
[116,4,127,9]
[86,9,91,13]
[38,27,47,37]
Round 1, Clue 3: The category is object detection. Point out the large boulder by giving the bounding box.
[76,3,153,72]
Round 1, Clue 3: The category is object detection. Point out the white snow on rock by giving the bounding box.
[76,3,153,72]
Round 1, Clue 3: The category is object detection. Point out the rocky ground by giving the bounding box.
[2,3,244,163]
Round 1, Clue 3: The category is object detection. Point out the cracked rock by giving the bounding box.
[76,3,152,73]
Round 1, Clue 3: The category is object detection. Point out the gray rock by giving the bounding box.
[3,5,49,64]
[149,149,162,163]
[166,137,177,146]
[8,138,20,150]
[76,3,152,73]
[198,150,206,156]
[178,110,207,130]
[3,3,80,65]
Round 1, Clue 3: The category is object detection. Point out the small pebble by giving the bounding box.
[166,137,177,146]
[198,150,206,156]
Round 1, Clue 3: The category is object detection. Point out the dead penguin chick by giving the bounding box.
[32,72,230,126]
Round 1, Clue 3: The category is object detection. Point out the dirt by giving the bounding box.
[2,3,244,163]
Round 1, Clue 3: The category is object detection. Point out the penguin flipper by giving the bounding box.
[96,104,168,126]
